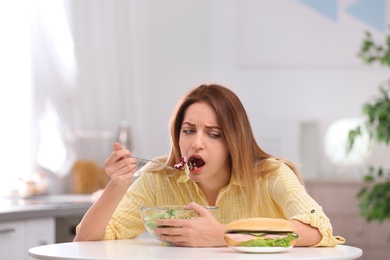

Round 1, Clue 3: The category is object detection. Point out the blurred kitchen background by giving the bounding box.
[1,0,389,259]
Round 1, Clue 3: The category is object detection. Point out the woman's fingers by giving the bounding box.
[156,218,187,229]
[156,226,187,245]
[156,226,183,236]
[113,142,122,151]
[103,143,137,187]
[114,157,136,172]
[183,202,210,217]
[107,157,136,176]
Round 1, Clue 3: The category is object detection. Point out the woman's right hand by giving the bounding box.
[104,142,137,189]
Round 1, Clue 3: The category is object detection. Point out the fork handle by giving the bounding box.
[132,156,176,170]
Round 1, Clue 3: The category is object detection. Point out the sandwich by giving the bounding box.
[224,217,299,247]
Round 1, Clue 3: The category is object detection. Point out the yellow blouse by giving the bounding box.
[103,161,345,247]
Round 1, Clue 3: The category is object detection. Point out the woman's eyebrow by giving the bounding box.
[182,122,221,130]
[205,125,222,130]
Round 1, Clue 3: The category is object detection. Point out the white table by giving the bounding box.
[29,238,363,260]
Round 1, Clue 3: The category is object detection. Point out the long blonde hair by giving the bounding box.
[148,84,303,186]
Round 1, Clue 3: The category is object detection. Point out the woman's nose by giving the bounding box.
[191,132,205,150]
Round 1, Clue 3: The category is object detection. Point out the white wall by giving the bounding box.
[34,0,390,186]
[129,0,389,180]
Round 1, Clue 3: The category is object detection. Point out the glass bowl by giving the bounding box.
[140,205,219,242]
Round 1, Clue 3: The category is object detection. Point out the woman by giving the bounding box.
[74,84,345,247]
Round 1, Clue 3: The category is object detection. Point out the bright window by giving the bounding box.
[0,1,32,196]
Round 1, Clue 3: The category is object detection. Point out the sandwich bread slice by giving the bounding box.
[224,217,299,247]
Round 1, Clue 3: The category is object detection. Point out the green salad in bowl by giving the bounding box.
[140,205,219,242]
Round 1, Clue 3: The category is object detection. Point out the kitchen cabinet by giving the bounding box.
[0,194,91,259]
[305,180,390,260]
[0,220,25,260]
[26,217,55,257]
[0,217,55,260]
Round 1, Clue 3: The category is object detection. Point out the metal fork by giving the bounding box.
[132,156,176,171]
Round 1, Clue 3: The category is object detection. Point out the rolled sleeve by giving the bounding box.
[290,208,346,247]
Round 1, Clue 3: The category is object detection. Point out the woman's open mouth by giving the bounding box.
[188,157,205,170]
[174,156,205,172]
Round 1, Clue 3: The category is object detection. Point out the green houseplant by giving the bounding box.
[347,27,390,232]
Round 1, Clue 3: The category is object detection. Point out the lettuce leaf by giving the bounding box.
[240,233,298,247]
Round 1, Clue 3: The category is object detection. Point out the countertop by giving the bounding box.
[0,194,93,221]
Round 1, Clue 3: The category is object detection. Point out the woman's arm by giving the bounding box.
[289,219,322,246]
[267,163,344,247]
[73,143,137,241]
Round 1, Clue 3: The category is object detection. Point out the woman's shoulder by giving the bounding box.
[259,157,298,180]
[259,157,289,171]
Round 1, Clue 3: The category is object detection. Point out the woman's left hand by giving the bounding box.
[154,202,226,247]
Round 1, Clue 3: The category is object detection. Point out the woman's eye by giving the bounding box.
[209,132,221,138]
[182,129,194,134]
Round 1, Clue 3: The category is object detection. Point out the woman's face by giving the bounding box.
[179,102,230,188]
